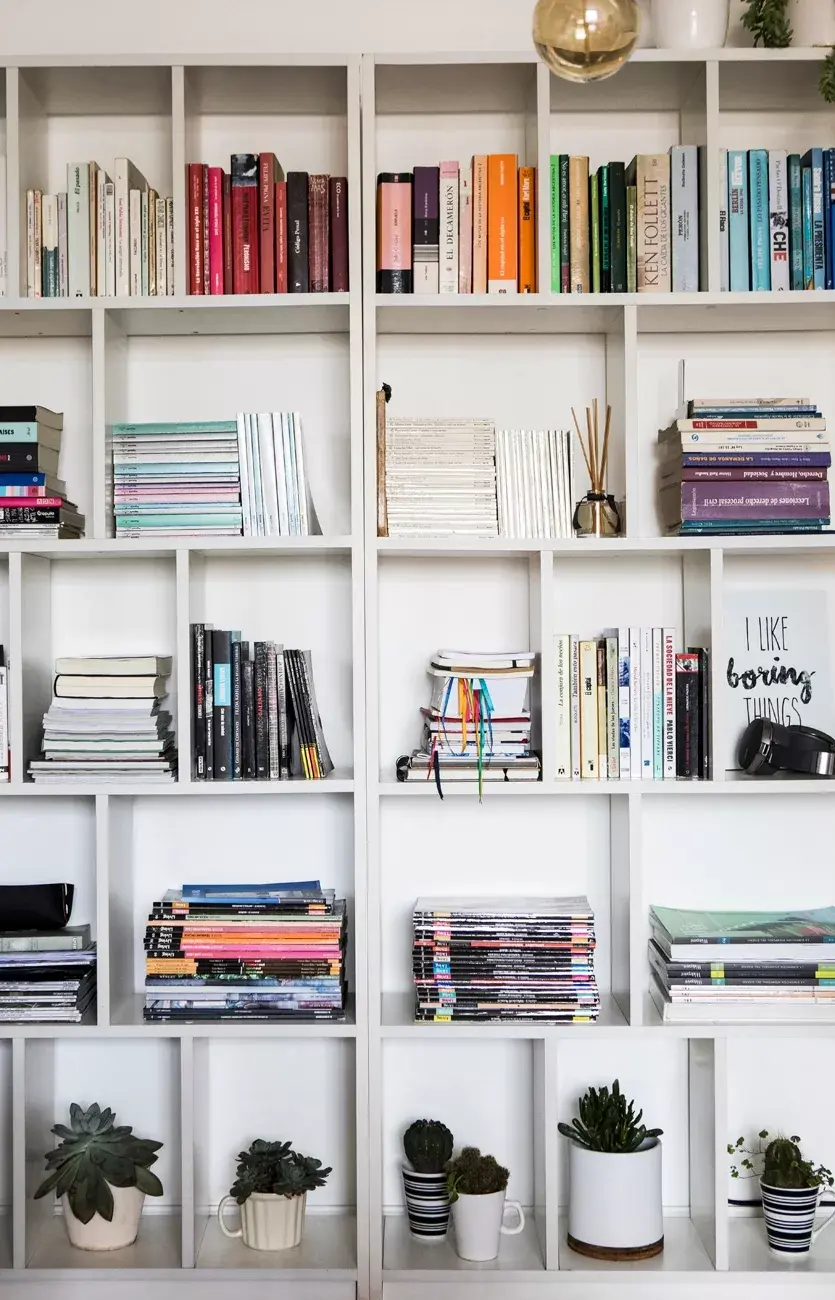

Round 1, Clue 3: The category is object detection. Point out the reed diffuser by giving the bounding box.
[571,399,622,538]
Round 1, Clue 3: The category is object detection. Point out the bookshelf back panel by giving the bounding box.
[552,554,687,637]
[379,797,611,995]
[38,115,174,203]
[382,1038,534,1209]
[718,112,835,157]
[19,67,172,119]
[184,66,349,119]
[549,113,685,179]
[549,62,705,116]
[196,1038,357,1211]
[0,1042,11,1226]
[186,114,348,181]
[718,61,833,116]
[0,798,96,934]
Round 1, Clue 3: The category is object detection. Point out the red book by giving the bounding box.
[208,167,224,295]
[187,163,203,294]
[329,176,348,292]
[276,180,288,293]
[201,164,210,294]
[0,497,64,508]
[308,174,329,292]
[231,153,259,294]
[222,172,233,294]
[259,153,283,293]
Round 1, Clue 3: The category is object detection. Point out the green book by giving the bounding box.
[626,184,637,293]
[559,154,570,293]
[651,904,835,954]
[549,156,560,292]
[599,165,610,292]
[609,162,627,292]
[590,174,600,293]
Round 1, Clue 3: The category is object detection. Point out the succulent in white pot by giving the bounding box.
[34,1102,164,1251]
[447,1146,525,1262]
[217,1139,331,1251]
[559,1079,664,1261]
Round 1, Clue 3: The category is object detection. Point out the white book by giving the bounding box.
[629,626,642,780]
[0,157,7,296]
[719,148,729,292]
[67,163,90,297]
[579,640,598,780]
[129,189,141,295]
[439,161,459,294]
[570,634,581,779]
[663,627,676,779]
[563,430,574,539]
[550,431,563,537]
[459,165,473,293]
[641,626,654,780]
[293,412,315,535]
[652,626,663,780]
[244,413,257,536]
[33,190,42,298]
[555,632,571,779]
[257,413,279,535]
[236,413,252,536]
[768,150,790,292]
[140,189,149,296]
[57,193,68,296]
[113,158,147,296]
[495,429,507,535]
[606,635,619,780]
[273,414,290,535]
[615,626,631,779]
[248,413,264,536]
[96,168,108,296]
[104,181,115,296]
[26,190,36,297]
[166,198,175,294]
[0,664,7,776]
[155,197,167,296]
[148,192,156,297]
[282,413,298,533]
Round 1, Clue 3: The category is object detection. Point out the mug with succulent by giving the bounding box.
[741,0,835,100]
[217,1138,331,1251]
[729,1131,835,1258]
[446,1146,525,1262]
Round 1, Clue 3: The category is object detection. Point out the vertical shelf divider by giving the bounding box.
[179,1034,195,1268]
[612,788,643,1025]
[535,549,555,782]
[10,1038,26,1270]
[534,1035,560,1269]
[94,793,112,1027]
[689,1034,729,1270]
[612,304,637,535]
[7,551,24,786]
[174,548,192,787]
[4,68,22,301]
[171,66,187,299]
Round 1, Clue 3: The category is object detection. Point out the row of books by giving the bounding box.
[144,881,347,1023]
[376,157,535,294]
[0,644,7,781]
[649,904,835,1024]
[720,148,835,292]
[28,655,177,785]
[27,160,172,298]
[0,923,96,1023]
[413,896,599,1023]
[187,159,348,295]
[191,626,333,782]
[659,397,830,536]
[550,149,699,294]
[556,632,710,781]
[0,404,84,538]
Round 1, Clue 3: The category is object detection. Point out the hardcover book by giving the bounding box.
[439,162,459,294]
[231,154,260,294]
[569,156,589,293]
[728,150,749,292]
[768,150,789,291]
[748,150,770,291]
[287,171,310,293]
[487,154,518,293]
[671,145,698,292]
[626,154,670,292]
[413,166,440,294]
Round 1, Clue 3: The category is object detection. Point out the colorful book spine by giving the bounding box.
[676,653,699,779]
[590,174,600,293]
[829,149,835,294]
[555,633,570,779]
[559,155,570,293]
[609,161,626,293]
[376,173,412,294]
[825,149,833,290]
[663,628,676,779]
[413,166,440,294]
[472,155,487,294]
[640,626,653,779]
[626,185,637,292]
[719,148,729,291]
[802,165,814,289]
[550,156,560,292]
[768,150,789,292]
[596,640,608,780]
[671,145,698,292]
[259,153,280,294]
[231,154,259,294]
[518,165,536,292]
[439,161,459,294]
[616,626,630,779]
[788,153,803,291]
[579,639,598,779]
[681,451,830,467]
[676,481,830,519]
[605,634,619,781]
[208,166,224,295]
[287,171,310,294]
[569,155,589,293]
[628,626,641,780]
[652,627,663,780]
[803,148,825,288]
[459,165,473,293]
[749,150,770,291]
[330,177,349,293]
[308,174,330,293]
[627,153,671,292]
[728,150,749,291]
[487,154,517,293]
[599,164,610,293]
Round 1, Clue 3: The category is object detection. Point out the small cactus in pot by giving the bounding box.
[401,1119,454,1242]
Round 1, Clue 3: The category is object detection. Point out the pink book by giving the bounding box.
[459,164,473,292]
[208,166,224,294]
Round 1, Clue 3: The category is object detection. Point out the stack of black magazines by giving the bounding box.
[412,896,599,1023]
[190,625,333,780]
[0,925,96,1022]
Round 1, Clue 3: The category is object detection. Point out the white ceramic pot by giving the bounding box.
[451,1190,525,1262]
[217,1191,306,1250]
[61,1185,145,1251]
[567,1138,664,1259]
[651,0,730,48]
[789,0,835,46]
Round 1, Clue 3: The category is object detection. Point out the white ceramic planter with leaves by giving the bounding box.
[218,1190,307,1250]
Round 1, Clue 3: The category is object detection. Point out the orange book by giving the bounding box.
[487,153,518,294]
[518,165,536,292]
[472,155,488,293]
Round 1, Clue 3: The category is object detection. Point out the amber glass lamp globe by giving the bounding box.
[533,0,639,83]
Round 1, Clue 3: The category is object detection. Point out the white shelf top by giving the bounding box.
[383,1214,543,1278]
[0,537,353,559]
[196,1212,357,1276]
[558,1216,714,1274]
[26,1210,182,1272]
[0,772,355,797]
[0,295,351,338]
[108,993,358,1037]
[729,1216,835,1277]
[375,535,835,558]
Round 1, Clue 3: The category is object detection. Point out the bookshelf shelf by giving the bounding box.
[195,1212,358,1277]
[26,1210,183,1271]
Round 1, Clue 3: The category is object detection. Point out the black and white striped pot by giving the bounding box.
[760,1179,835,1258]
[401,1167,451,1241]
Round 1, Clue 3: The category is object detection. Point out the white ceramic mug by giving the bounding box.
[651,0,729,49]
[451,1190,525,1262]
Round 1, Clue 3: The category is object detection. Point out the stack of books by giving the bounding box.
[27,159,173,297]
[555,632,710,781]
[190,626,333,781]
[112,420,242,538]
[0,405,84,538]
[549,148,701,294]
[0,925,96,1023]
[0,644,8,781]
[412,896,600,1022]
[28,655,177,784]
[496,429,575,539]
[720,148,835,291]
[649,904,835,1024]
[396,650,540,788]
[382,417,498,537]
[659,397,829,536]
[237,412,319,537]
[143,881,347,1023]
[376,158,536,294]
[186,159,348,294]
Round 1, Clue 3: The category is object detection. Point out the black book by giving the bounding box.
[287,172,310,293]
[266,643,280,779]
[254,642,270,778]
[598,168,610,293]
[204,626,214,781]
[212,629,232,779]
[690,646,711,780]
[284,650,311,777]
[0,405,62,428]
[299,649,334,777]
[191,623,206,780]
[0,445,60,474]
[608,162,627,293]
[242,653,256,779]
[231,636,243,779]
[276,648,290,779]
[675,653,700,779]
[0,505,76,523]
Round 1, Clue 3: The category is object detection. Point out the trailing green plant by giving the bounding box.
[821,49,835,104]
[403,1119,454,1174]
[729,1131,834,1190]
[229,1139,332,1203]
[447,1147,509,1201]
[741,0,793,47]
[558,1079,663,1153]
[34,1102,163,1225]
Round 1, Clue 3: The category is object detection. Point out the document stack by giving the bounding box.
[0,404,84,538]
[382,417,498,537]
[0,926,96,1023]
[112,421,242,538]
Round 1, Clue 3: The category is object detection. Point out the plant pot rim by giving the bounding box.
[452,1188,508,1198]
[759,1178,821,1193]
[567,1136,661,1154]
[237,1191,307,1203]
[401,1164,448,1176]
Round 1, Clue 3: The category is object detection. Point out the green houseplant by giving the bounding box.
[217,1139,331,1251]
[741,0,793,47]
[446,1147,524,1262]
[34,1102,163,1252]
[729,1132,835,1257]
[559,1080,664,1260]
[401,1120,454,1242]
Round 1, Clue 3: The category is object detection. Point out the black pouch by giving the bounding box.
[0,883,75,931]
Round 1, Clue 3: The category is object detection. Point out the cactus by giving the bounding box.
[729,1131,834,1191]
[403,1119,454,1174]
[447,1147,509,1201]
[558,1079,663,1154]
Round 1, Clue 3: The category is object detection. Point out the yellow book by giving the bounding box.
[569,156,590,293]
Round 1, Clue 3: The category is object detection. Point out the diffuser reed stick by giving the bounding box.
[572,401,612,494]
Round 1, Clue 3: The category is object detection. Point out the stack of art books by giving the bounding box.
[0,925,96,1023]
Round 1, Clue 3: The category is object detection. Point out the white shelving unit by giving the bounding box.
[0,42,831,1300]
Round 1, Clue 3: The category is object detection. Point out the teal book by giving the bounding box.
[788,153,803,290]
[748,150,770,290]
[599,164,610,292]
[116,513,243,527]
[609,162,626,292]
[112,421,238,436]
[802,147,825,287]
[559,155,570,293]
[803,165,814,289]
[728,150,749,291]
[0,424,41,442]
[650,904,835,947]
[549,156,560,291]
[590,175,600,293]
[677,519,828,532]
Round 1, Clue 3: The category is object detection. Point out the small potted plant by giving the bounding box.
[729,1131,835,1257]
[34,1102,163,1251]
[446,1147,525,1261]
[402,1119,454,1241]
[217,1139,331,1251]
[558,1079,663,1260]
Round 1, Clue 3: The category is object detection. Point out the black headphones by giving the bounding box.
[738,718,835,778]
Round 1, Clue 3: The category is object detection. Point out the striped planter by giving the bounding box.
[760,1179,835,1258]
[401,1167,451,1241]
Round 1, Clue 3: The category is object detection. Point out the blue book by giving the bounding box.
[788,154,803,290]
[748,150,770,290]
[825,150,833,289]
[802,148,824,288]
[802,167,814,289]
[0,472,51,486]
[180,882,323,897]
[728,150,749,290]
[829,149,835,292]
[678,519,829,532]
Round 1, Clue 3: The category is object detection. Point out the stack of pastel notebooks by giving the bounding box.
[412,896,600,1023]
[649,904,835,1023]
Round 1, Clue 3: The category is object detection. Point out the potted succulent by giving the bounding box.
[729,1131,835,1258]
[446,1147,525,1261]
[402,1119,454,1241]
[34,1102,163,1251]
[217,1139,331,1251]
[558,1079,663,1260]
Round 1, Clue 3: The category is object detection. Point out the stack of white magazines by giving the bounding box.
[238,411,321,538]
[496,429,575,538]
[384,417,498,537]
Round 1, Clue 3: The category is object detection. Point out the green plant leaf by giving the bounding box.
[95,1177,114,1222]
[134,1166,164,1198]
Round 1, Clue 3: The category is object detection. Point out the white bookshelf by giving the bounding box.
[0,43,830,1300]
